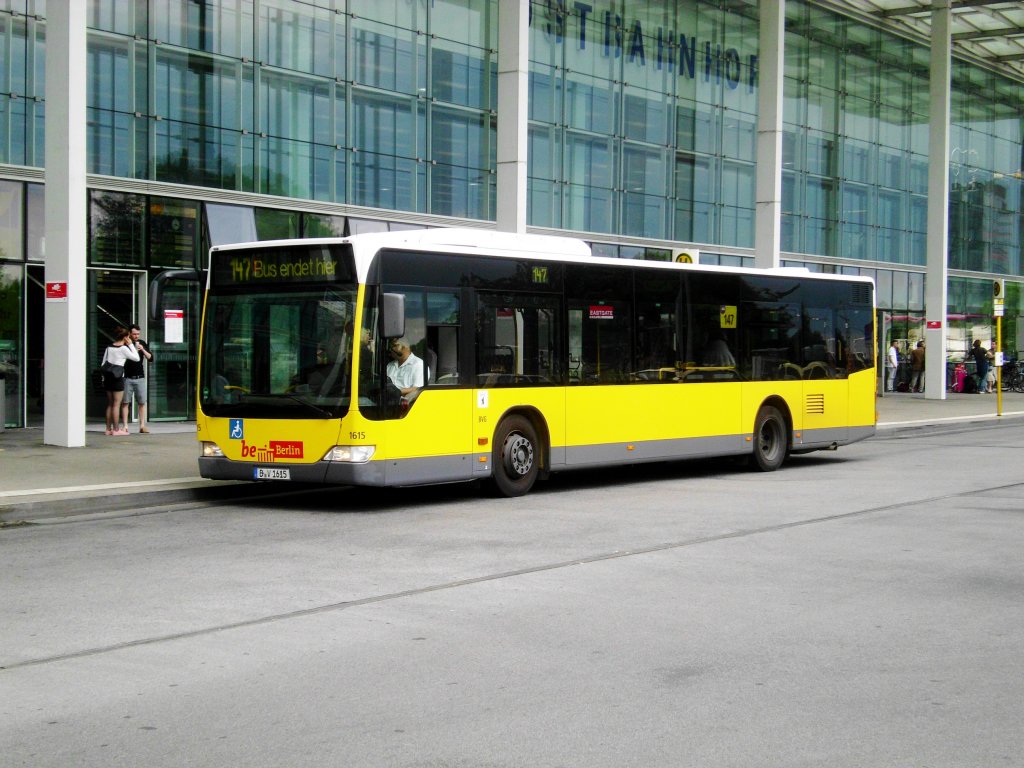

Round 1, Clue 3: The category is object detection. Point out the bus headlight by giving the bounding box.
[201,441,224,457]
[323,445,376,463]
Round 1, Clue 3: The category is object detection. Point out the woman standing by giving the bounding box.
[101,326,141,435]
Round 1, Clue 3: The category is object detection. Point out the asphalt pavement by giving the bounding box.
[2,389,1023,524]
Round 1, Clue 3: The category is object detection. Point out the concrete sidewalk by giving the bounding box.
[0,422,249,523]
[875,388,1024,430]
[2,391,1023,523]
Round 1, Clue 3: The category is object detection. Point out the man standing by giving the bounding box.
[886,340,899,392]
[909,340,925,393]
[120,323,154,433]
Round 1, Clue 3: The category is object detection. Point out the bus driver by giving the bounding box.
[386,338,424,398]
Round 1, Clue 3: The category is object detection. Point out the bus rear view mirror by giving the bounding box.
[381,292,406,340]
[149,269,201,321]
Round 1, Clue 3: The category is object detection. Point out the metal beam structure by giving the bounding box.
[823,0,1024,83]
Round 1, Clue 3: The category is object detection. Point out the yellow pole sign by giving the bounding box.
[996,314,1003,417]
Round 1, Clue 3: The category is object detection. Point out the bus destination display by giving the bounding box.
[212,247,350,287]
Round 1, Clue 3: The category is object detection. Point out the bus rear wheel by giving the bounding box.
[751,405,788,472]
[491,415,539,497]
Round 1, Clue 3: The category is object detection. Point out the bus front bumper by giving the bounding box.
[198,457,387,486]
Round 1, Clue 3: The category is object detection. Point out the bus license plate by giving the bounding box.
[254,467,290,480]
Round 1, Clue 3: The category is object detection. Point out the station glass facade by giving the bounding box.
[0,0,1021,426]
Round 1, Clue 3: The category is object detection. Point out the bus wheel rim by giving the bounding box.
[504,434,533,476]
[760,422,781,459]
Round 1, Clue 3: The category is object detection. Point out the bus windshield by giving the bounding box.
[200,286,358,419]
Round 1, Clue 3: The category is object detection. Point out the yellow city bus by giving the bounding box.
[194,229,876,496]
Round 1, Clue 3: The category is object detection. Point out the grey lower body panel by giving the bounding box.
[381,454,476,486]
[199,425,876,487]
[794,424,876,452]
[562,434,748,470]
[847,424,876,443]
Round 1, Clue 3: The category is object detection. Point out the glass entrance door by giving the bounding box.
[88,269,200,423]
[89,269,145,421]
[0,264,24,427]
[25,265,44,425]
[878,310,891,395]
[148,278,200,421]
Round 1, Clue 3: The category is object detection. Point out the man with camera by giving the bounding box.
[120,324,155,434]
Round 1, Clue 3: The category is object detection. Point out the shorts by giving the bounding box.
[103,372,125,393]
[123,377,148,405]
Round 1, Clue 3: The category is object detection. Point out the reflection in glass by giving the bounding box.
[149,198,199,268]
[0,265,22,427]
[90,191,145,267]
[0,181,24,261]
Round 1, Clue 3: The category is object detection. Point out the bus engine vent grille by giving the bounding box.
[850,283,872,306]
[805,393,825,414]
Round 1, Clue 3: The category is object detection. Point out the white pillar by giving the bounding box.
[925,1,951,400]
[754,0,784,270]
[496,0,529,234]
[44,3,88,445]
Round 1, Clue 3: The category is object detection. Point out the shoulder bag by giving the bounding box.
[101,348,125,379]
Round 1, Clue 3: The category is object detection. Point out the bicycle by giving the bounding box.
[1000,359,1024,393]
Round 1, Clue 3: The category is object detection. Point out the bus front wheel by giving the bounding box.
[491,415,540,497]
[751,405,788,472]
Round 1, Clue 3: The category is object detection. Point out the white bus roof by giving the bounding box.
[210,227,874,287]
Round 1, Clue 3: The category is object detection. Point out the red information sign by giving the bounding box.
[45,282,68,302]
[926,320,942,329]
[589,305,614,319]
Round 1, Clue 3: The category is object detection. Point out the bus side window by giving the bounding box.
[841,304,875,374]
[476,293,561,386]
[633,271,681,382]
[683,273,739,376]
[428,325,461,384]
[379,288,427,411]
[566,265,633,385]
[426,291,460,385]
[803,305,838,379]
[743,300,801,380]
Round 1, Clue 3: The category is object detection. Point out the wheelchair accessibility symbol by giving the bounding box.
[229,419,244,440]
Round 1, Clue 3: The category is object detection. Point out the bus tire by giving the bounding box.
[751,405,788,472]
[491,415,540,497]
